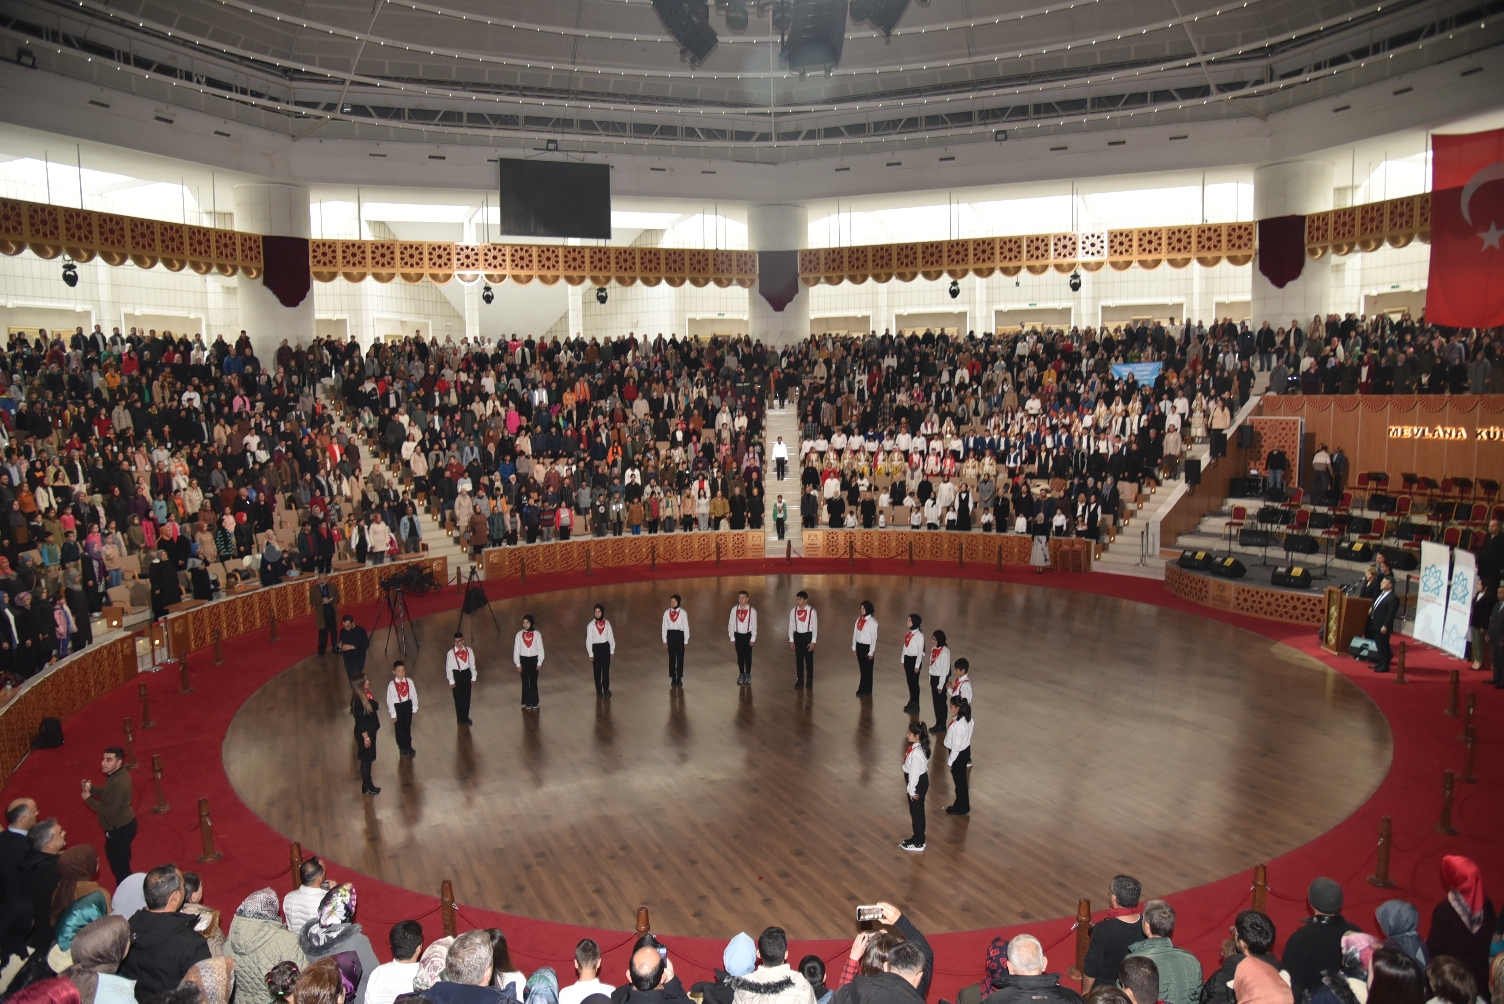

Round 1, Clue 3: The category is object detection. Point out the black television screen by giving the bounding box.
[497,158,612,240]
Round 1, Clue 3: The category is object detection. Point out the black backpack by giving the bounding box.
[31,717,63,749]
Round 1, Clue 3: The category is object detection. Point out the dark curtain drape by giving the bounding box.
[261,235,312,308]
[1257,215,1306,289]
[757,250,800,312]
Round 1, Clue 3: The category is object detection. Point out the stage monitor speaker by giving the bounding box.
[1238,424,1255,449]
[848,0,909,36]
[1177,550,1212,571]
[1239,529,1273,548]
[1349,636,1378,660]
[1272,565,1313,589]
[1337,540,1375,562]
[1369,494,1397,513]
[1210,430,1227,458]
[651,0,719,64]
[1211,556,1247,579]
[1184,458,1201,485]
[1284,533,1320,555]
[782,0,846,74]
[1380,545,1420,571]
[1346,515,1374,535]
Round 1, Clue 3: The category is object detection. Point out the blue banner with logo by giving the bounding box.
[1110,362,1162,384]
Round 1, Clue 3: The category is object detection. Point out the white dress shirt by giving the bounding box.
[661,607,690,642]
[903,744,929,797]
[928,644,951,679]
[560,981,617,1004]
[945,716,975,765]
[385,677,419,718]
[586,618,616,654]
[513,629,545,665]
[444,646,477,684]
[365,961,420,1004]
[851,615,878,650]
[946,674,973,703]
[900,628,924,663]
[788,605,818,641]
[728,605,758,642]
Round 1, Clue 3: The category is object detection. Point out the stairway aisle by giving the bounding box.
[1090,477,1184,580]
[764,404,803,557]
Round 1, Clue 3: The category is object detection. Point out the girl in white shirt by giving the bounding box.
[901,721,930,853]
[851,600,878,696]
[512,614,545,710]
[586,604,616,697]
[945,696,974,816]
[927,630,951,735]
[900,614,924,713]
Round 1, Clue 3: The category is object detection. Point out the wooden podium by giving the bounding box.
[1322,586,1370,655]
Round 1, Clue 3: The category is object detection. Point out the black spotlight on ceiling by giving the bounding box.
[61,259,78,288]
[948,279,960,299]
[849,0,910,39]
[771,0,793,36]
[481,283,494,305]
[596,286,609,305]
[720,0,749,31]
[1068,271,1082,292]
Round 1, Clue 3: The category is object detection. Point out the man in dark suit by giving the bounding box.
[1488,583,1504,689]
[308,573,342,656]
[337,614,369,681]
[1368,576,1398,673]
[0,797,37,901]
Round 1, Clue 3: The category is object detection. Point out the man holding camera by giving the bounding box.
[82,746,135,883]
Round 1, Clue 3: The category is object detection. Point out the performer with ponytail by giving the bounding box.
[351,676,381,795]
[945,695,973,816]
[900,720,930,853]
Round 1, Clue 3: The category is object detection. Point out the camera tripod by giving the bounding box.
[456,565,502,635]
[372,584,419,655]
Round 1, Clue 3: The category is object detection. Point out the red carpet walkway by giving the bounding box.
[3,559,1499,1001]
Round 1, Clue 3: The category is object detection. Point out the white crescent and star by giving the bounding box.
[1459,161,1504,252]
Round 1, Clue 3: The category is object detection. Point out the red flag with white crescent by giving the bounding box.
[1427,128,1504,327]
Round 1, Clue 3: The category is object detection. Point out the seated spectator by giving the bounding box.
[728,928,814,1004]
[1425,857,1495,998]
[118,865,212,1002]
[422,931,509,1004]
[413,939,455,994]
[295,958,345,1004]
[830,904,931,1000]
[1363,950,1424,1004]
[796,958,829,1004]
[109,876,146,922]
[52,847,111,927]
[690,933,755,1004]
[1424,956,1476,1004]
[365,921,423,1004]
[179,957,234,1004]
[1201,912,1286,1004]
[1311,932,1380,1004]
[979,934,1082,1004]
[1283,879,1360,1002]
[225,889,307,1004]
[1375,901,1428,972]
[559,939,613,1004]
[296,885,378,1004]
[484,930,525,1001]
[1125,901,1201,1004]
[1116,957,1158,1004]
[177,874,223,957]
[267,961,301,1004]
[61,915,135,1004]
[283,859,330,937]
[831,940,926,1004]
[1082,876,1143,993]
[612,936,686,1004]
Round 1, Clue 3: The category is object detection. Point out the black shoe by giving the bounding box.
[460,718,473,725]
[903,702,920,712]
[945,805,968,815]
[1372,667,1390,673]
[795,682,804,689]
[362,786,381,795]
[929,724,945,735]
[403,749,416,757]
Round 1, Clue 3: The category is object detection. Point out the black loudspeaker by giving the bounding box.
[1369,494,1397,513]
[1239,529,1273,548]
[1178,550,1212,571]
[1381,545,1420,571]
[848,0,909,36]
[1257,506,1291,525]
[783,0,846,74]
[1346,515,1374,535]
[1308,511,1334,530]
[1210,430,1227,458]
[1184,458,1201,485]
[651,0,719,64]
[1337,540,1375,562]
[1284,533,1320,555]
[1211,556,1247,579]
[1349,636,1378,660]
[1238,424,1255,449]
[1272,565,1314,589]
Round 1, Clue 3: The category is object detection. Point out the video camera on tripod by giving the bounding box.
[380,563,437,595]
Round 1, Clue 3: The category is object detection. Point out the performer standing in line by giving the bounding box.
[728,590,758,684]
[386,659,418,758]
[513,614,545,709]
[900,720,930,852]
[851,601,878,696]
[944,695,973,816]
[789,590,818,689]
[445,632,477,726]
[586,604,616,697]
[927,630,951,734]
[662,594,689,688]
[946,657,973,704]
[900,614,924,712]
[351,676,381,796]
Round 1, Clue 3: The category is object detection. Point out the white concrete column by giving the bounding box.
[1252,161,1333,329]
[233,183,315,358]
[749,204,808,347]
[568,283,584,339]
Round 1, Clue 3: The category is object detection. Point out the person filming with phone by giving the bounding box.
[613,934,686,1004]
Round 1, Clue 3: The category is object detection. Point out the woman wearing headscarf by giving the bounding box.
[296,885,378,1004]
[1426,856,1496,996]
[1309,932,1381,1004]
[1375,902,1428,972]
[50,848,110,926]
[63,915,135,1004]
[525,968,559,1004]
[108,876,145,922]
[46,892,109,977]
[181,956,235,1004]
[226,889,306,1004]
[411,938,453,993]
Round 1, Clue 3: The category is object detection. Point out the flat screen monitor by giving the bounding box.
[497,158,612,240]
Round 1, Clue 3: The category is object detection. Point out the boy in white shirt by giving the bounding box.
[366,921,424,1004]
[559,938,615,1004]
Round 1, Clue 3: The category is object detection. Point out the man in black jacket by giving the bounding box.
[612,938,691,1004]
[0,798,36,901]
[832,941,928,1004]
[119,864,212,1002]
[1280,878,1358,1001]
[980,935,1083,1004]
[17,817,65,947]
[1367,577,1398,673]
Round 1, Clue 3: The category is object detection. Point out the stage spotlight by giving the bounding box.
[61,260,78,288]
[596,286,609,305]
[481,283,494,305]
[1068,271,1082,292]
[722,0,749,31]
[544,139,559,152]
[948,279,960,299]
[994,129,1008,142]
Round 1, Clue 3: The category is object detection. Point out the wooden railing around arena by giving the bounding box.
[0,634,136,786]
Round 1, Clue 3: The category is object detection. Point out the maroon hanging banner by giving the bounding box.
[1256,215,1306,289]
[757,250,799,312]
[260,235,312,308]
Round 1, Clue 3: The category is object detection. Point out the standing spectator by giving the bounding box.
[1,798,38,900]
[1281,878,1359,1001]
[18,818,66,948]
[1081,876,1143,993]
[81,748,134,884]
[1425,856,1495,996]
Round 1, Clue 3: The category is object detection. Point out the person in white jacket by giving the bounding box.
[661,594,689,688]
[586,604,616,697]
[366,514,393,565]
[729,928,817,1004]
[512,614,545,710]
[901,721,931,853]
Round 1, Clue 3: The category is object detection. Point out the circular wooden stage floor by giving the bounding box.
[225,573,1391,939]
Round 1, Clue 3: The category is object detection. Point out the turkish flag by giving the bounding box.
[1427,127,1504,327]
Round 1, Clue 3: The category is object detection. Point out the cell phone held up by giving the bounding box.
[856,905,883,923]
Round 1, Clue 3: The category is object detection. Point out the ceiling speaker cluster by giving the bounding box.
[651,0,719,66]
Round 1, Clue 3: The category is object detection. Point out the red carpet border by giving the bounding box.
[3,559,1499,1002]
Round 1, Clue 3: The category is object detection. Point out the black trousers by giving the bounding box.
[519,656,540,707]
[393,699,414,753]
[734,634,753,679]
[908,774,929,845]
[903,655,921,708]
[793,632,814,685]
[317,604,337,655]
[666,631,685,683]
[1374,630,1392,671]
[592,642,612,694]
[775,518,786,540]
[359,758,375,790]
[930,674,947,729]
[949,747,971,813]
[776,458,787,480]
[104,818,136,884]
[855,642,874,695]
[452,675,472,723]
[316,554,332,574]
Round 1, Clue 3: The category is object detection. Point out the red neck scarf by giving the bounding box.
[737,608,749,624]
[453,647,469,667]
[903,741,920,766]
[796,607,809,623]
[931,646,944,665]
[857,616,867,631]
[595,619,607,634]
[394,679,410,700]
[521,631,534,647]
[904,630,916,647]
[668,609,680,622]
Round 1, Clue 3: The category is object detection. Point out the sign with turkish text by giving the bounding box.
[1110,362,1163,383]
